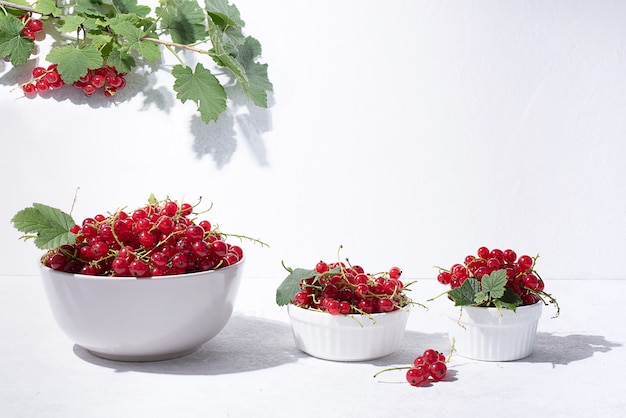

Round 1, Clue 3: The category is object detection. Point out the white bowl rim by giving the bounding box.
[287,302,411,318]
[455,301,543,311]
[39,256,244,281]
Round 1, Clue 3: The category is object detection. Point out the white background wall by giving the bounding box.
[1,0,625,281]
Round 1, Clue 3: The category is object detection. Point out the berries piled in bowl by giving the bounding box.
[276,249,415,361]
[431,246,559,361]
[11,195,263,361]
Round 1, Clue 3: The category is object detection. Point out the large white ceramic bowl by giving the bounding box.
[448,302,542,361]
[39,258,245,361]
[287,304,411,361]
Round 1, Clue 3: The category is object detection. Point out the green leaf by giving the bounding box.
[159,0,208,45]
[481,269,508,300]
[35,0,63,17]
[206,18,272,108]
[112,0,151,17]
[494,288,523,311]
[11,203,76,250]
[46,45,104,84]
[275,268,317,306]
[86,33,115,50]
[105,48,136,73]
[172,63,227,123]
[236,36,273,107]
[204,0,245,28]
[56,16,87,33]
[0,15,35,66]
[447,278,481,306]
[74,0,111,18]
[109,19,161,62]
[207,17,248,84]
[474,290,489,305]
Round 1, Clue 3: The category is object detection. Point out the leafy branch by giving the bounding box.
[0,0,273,124]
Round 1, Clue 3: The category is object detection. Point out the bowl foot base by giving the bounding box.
[84,346,200,362]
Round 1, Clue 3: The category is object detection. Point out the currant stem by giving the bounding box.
[142,37,209,55]
[372,365,412,379]
[0,1,36,14]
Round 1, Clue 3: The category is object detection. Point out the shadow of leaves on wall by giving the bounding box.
[191,85,274,168]
[1,59,274,169]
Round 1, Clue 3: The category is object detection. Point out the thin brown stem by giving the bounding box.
[139,37,208,54]
[0,1,36,14]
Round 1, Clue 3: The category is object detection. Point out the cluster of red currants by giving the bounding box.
[72,66,127,97]
[292,261,412,315]
[41,198,243,278]
[19,14,44,41]
[406,349,448,386]
[22,65,127,97]
[436,246,544,305]
[22,65,64,94]
[17,13,127,99]
[374,348,449,387]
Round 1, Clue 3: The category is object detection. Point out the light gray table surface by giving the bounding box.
[1,275,624,418]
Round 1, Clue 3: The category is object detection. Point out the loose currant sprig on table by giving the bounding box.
[0,0,273,124]
[373,348,452,387]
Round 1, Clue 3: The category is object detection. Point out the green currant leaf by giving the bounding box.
[74,0,110,18]
[105,48,136,73]
[495,288,523,310]
[204,0,245,28]
[109,19,161,62]
[35,0,63,17]
[474,291,489,305]
[86,33,115,50]
[112,0,151,17]
[0,15,35,66]
[159,0,208,45]
[11,203,76,250]
[236,36,273,107]
[172,63,227,123]
[481,269,508,300]
[207,17,247,81]
[56,15,87,33]
[46,44,104,84]
[275,268,317,306]
[447,277,481,306]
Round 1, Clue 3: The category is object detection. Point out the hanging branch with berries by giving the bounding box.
[0,0,273,124]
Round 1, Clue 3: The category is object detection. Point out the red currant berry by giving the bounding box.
[315,261,329,274]
[428,360,447,381]
[26,19,43,33]
[22,83,36,95]
[35,79,50,91]
[21,29,36,40]
[389,266,402,279]
[437,271,452,285]
[377,297,394,312]
[406,365,429,386]
[517,255,534,272]
[211,240,228,258]
[294,290,310,306]
[422,349,439,365]
[477,246,490,259]
[32,66,46,78]
[523,273,540,290]
[91,74,106,88]
[128,259,149,277]
[82,84,96,96]
[503,249,517,263]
